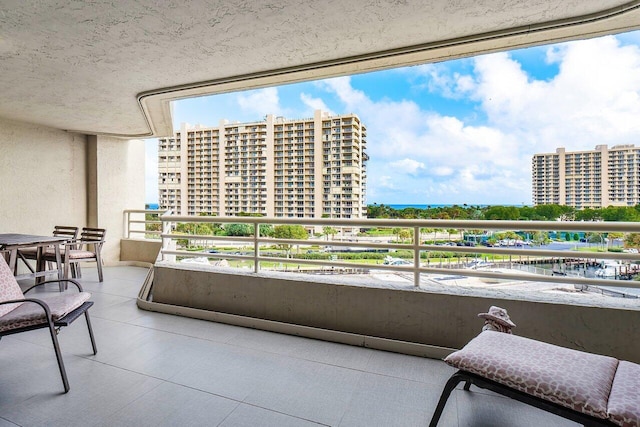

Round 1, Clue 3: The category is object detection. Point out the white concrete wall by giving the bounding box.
[0,118,87,234]
[0,118,146,265]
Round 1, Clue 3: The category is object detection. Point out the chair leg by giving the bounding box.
[69,262,77,278]
[96,257,103,282]
[429,371,466,427]
[84,311,98,355]
[463,380,472,391]
[48,322,70,393]
[75,263,82,279]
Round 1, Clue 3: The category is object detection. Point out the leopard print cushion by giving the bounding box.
[607,361,640,426]
[0,256,25,316]
[444,331,618,419]
[0,292,91,333]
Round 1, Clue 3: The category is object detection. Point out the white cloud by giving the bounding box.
[300,93,333,114]
[237,87,281,116]
[471,36,640,156]
[378,175,396,189]
[389,158,426,176]
[409,63,476,99]
[322,77,370,109]
[323,34,640,204]
[432,166,453,176]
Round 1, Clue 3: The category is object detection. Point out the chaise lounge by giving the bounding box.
[430,331,640,427]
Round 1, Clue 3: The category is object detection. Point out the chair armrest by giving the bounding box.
[1,297,52,319]
[23,278,84,294]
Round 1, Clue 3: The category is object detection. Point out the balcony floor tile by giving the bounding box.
[1,266,580,427]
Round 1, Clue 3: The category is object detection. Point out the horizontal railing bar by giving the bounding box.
[133,211,640,292]
[161,215,640,232]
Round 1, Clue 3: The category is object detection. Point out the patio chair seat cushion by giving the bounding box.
[0,292,91,333]
[607,361,640,426]
[444,331,618,419]
[0,257,26,316]
[66,250,97,259]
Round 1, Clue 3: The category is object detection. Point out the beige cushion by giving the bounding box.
[0,292,91,332]
[0,257,25,316]
[607,361,640,426]
[444,331,618,419]
[66,250,96,260]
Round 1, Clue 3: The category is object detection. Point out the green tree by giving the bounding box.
[144,212,161,233]
[533,204,574,221]
[398,228,412,242]
[585,232,605,250]
[483,206,519,220]
[531,231,550,246]
[574,208,602,221]
[259,224,274,237]
[420,227,435,243]
[601,206,640,222]
[225,223,253,236]
[274,225,308,256]
[624,233,640,248]
[607,232,624,248]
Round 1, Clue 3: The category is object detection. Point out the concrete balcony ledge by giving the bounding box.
[144,261,640,363]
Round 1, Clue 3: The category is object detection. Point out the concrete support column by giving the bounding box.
[86,135,146,264]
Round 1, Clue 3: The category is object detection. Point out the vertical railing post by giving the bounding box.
[413,226,421,288]
[123,211,130,239]
[254,221,260,273]
[161,212,172,262]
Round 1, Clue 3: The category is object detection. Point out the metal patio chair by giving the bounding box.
[0,255,97,393]
[44,227,106,282]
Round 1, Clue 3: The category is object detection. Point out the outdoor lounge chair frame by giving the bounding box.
[0,278,97,393]
[429,370,617,427]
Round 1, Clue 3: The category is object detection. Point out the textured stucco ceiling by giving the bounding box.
[0,0,639,138]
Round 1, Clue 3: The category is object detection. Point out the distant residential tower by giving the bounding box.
[158,110,368,218]
[532,144,640,208]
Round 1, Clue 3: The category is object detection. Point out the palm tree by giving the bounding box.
[391,227,401,242]
[322,226,338,241]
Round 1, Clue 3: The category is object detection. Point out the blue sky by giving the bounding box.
[145,30,640,205]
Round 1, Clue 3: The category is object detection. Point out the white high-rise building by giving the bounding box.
[532,144,640,208]
[158,110,368,218]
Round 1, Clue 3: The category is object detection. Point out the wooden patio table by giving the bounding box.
[0,233,66,282]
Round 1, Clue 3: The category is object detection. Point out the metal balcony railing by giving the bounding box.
[124,210,640,295]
